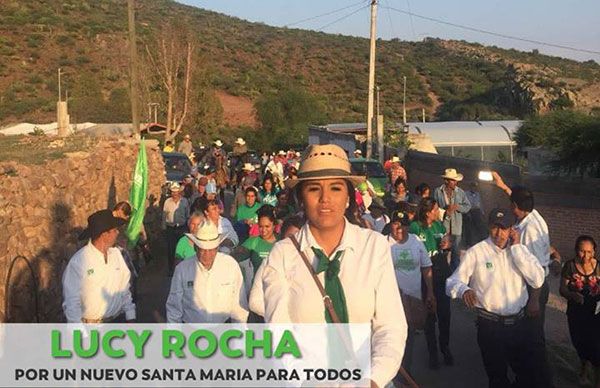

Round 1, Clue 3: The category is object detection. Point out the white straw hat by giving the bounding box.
[441,168,464,181]
[214,139,223,147]
[235,138,246,145]
[285,144,364,189]
[186,221,223,250]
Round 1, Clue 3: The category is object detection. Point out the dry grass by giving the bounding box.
[0,134,97,165]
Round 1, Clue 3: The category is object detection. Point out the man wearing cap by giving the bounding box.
[63,210,136,323]
[491,172,555,320]
[177,134,193,157]
[433,168,471,270]
[162,182,190,276]
[166,221,249,323]
[446,209,547,387]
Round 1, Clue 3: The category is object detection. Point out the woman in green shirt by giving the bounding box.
[409,197,453,370]
[234,186,262,241]
[234,205,278,276]
[259,176,279,207]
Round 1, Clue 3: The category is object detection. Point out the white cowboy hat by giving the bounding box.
[353,149,362,155]
[184,134,191,139]
[169,182,184,192]
[186,221,223,250]
[235,138,246,145]
[391,156,400,163]
[242,163,255,172]
[278,150,286,156]
[285,144,365,189]
[213,140,223,147]
[441,168,464,181]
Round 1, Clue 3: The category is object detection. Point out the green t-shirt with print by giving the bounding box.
[235,203,262,223]
[409,221,446,256]
[175,236,196,261]
[241,236,275,274]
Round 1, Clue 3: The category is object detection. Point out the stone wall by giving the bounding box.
[0,139,165,322]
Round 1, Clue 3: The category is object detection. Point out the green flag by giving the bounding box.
[126,138,149,248]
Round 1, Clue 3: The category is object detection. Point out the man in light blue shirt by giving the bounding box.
[433,168,471,270]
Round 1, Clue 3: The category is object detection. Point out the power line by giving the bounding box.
[317,4,370,31]
[383,5,600,56]
[285,1,367,28]
[404,0,417,40]
[383,0,396,38]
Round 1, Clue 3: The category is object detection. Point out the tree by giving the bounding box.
[255,85,326,149]
[145,25,195,141]
[515,110,600,177]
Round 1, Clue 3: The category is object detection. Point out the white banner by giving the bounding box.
[0,324,371,387]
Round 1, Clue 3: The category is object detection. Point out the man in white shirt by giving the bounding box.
[162,182,190,276]
[446,208,550,387]
[166,221,248,323]
[491,173,557,328]
[63,209,136,323]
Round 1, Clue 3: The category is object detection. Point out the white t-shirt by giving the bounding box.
[388,234,432,300]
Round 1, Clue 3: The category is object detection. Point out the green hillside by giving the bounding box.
[1,0,599,129]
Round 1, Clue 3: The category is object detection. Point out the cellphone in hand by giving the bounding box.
[478,170,493,181]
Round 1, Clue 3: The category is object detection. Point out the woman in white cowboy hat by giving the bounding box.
[166,221,248,323]
[260,144,407,388]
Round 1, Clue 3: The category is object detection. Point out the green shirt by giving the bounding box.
[175,236,196,261]
[409,220,446,256]
[241,236,275,274]
[235,203,261,223]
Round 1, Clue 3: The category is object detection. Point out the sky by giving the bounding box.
[176,0,600,62]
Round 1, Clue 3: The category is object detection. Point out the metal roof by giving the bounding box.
[407,121,521,147]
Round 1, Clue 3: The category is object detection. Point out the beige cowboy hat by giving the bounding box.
[213,139,224,147]
[242,163,255,172]
[186,221,224,250]
[169,182,184,192]
[441,168,464,181]
[235,138,246,145]
[285,144,365,189]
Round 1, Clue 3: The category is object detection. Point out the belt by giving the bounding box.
[82,314,120,324]
[166,224,185,229]
[477,308,525,325]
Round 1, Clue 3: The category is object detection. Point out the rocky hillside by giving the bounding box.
[0,0,598,128]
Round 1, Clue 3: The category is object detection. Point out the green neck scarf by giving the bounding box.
[311,247,349,323]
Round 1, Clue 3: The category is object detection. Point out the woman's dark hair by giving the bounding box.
[295,180,362,226]
[257,205,276,224]
[201,199,220,215]
[575,235,596,254]
[262,176,275,192]
[245,186,258,196]
[417,197,438,224]
[394,177,407,189]
[415,183,430,197]
[281,215,305,236]
[510,186,534,213]
[113,201,132,217]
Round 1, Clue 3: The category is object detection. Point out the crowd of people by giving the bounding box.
[61,136,600,388]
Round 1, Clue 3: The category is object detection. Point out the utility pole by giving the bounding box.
[128,0,141,137]
[402,75,407,126]
[366,0,377,159]
[376,85,384,163]
[58,68,62,102]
